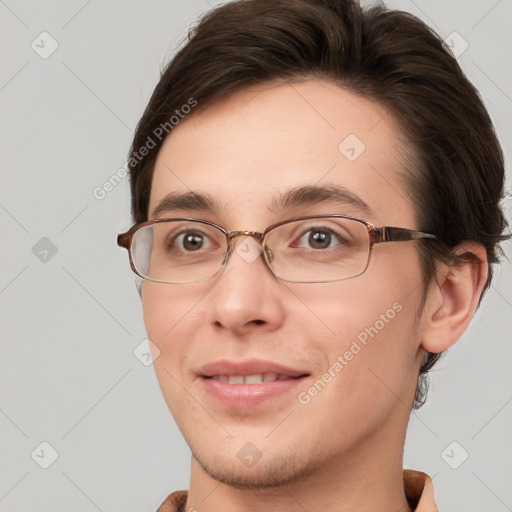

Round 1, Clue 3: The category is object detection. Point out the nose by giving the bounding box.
[206,235,286,336]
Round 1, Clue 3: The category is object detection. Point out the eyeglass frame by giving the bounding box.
[117,214,439,284]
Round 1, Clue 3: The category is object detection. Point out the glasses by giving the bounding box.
[117,215,438,284]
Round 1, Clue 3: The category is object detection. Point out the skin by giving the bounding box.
[142,79,487,512]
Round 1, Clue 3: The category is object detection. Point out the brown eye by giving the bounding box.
[297,228,343,249]
[181,232,204,251]
[168,230,212,252]
[308,230,331,249]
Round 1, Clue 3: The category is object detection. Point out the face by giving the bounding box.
[143,79,427,488]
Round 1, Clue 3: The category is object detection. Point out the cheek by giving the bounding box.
[291,278,415,382]
[141,282,207,390]
[292,287,420,446]
[141,283,202,421]
[291,249,423,416]
[141,281,206,347]
[289,262,412,353]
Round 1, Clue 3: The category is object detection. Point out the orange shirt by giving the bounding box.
[156,469,438,511]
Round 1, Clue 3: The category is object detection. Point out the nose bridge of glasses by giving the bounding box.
[227,230,265,244]
[222,230,272,266]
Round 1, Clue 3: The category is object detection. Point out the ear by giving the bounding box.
[420,242,488,354]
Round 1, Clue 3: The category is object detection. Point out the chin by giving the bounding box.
[190,445,319,490]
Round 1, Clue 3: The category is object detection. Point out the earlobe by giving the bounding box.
[421,242,488,354]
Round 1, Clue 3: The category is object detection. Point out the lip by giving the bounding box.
[198,358,308,378]
[197,358,310,407]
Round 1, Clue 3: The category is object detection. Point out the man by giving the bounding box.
[117,1,509,510]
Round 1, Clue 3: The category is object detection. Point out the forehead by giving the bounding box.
[149,79,417,229]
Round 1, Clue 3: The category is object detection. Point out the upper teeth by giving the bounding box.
[211,373,293,384]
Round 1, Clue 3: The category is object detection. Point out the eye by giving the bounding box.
[296,227,345,249]
[171,230,213,252]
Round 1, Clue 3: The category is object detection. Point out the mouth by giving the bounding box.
[198,359,310,407]
[206,373,302,384]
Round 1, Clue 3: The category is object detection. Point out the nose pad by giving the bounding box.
[221,243,234,266]
[264,246,274,264]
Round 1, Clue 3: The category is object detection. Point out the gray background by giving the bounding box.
[1,0,511,510]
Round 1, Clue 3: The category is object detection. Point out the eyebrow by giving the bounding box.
[269,184,373,217]
[151,191,220,218]
[150,185,373,219]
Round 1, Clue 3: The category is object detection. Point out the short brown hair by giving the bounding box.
[127,0,509,409]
